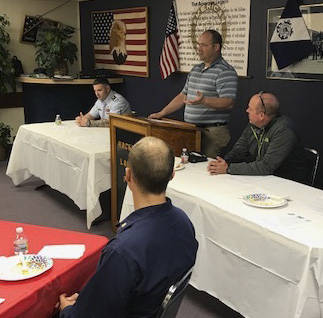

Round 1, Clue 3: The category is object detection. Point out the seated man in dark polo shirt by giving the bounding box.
[59,136,198,318]
[149,29,238,158]
[207,92,306,182]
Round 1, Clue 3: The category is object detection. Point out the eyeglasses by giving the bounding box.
[197,42,214,48]
[258,91,266,114]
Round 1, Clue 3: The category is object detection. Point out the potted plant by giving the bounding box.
[0,14,15,94]
[0,122,12,160]
[35,24,78,76]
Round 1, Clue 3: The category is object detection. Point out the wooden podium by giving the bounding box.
[109,113,201,228]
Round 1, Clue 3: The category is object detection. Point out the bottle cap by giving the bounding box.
[16,227,23,233]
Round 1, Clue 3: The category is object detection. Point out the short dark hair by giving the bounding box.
[93,78,110,86]
[128,137,174,194]
[204,29,222,49]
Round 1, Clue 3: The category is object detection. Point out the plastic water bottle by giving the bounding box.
[55,114,62,125]
[14,227,28,255]
[181,148,189,164]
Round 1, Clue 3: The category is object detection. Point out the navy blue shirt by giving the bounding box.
[60,198,198,318]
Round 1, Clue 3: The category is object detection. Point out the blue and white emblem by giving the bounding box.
[276,19,294,40]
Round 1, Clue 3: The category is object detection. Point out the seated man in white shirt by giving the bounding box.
[75,78,131,127]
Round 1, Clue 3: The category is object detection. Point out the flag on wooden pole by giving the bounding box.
[270,0,312,69]
[160,2,180,79]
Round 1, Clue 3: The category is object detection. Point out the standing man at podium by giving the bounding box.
[149,30,238,158]
[75,78,131,127]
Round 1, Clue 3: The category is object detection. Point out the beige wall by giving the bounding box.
[0,108,24,139]
[1,0,81,136]
[2,0,81,74]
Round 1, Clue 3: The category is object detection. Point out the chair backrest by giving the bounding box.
[304,147,320,186]
[155,267,193,318]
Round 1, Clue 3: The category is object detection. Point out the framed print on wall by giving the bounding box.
[267,3,323,81]
[175,0,251,77]
[21,16,59,44]
[91,7,149,77]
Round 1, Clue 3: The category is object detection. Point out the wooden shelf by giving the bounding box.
[17,77,124,85]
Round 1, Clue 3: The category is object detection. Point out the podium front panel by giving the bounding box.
[116,128,144,220]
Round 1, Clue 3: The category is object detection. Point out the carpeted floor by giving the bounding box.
[0,160,243,318]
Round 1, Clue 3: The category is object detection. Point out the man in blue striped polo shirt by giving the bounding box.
[149,30,238,158]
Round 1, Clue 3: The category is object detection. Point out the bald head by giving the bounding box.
[255,92,280,117]
[128,137,174,194]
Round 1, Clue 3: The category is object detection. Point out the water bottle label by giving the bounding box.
[181,155,189,164]
[14,241,28,254]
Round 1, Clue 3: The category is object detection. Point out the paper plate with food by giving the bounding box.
[0,254,53,281]
[242,193,287,208]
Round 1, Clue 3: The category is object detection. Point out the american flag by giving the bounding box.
[92,7,148,77]
[160,2,180,80]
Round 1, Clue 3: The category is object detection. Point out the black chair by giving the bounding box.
[156,267,193,318]
[304,147,320,186]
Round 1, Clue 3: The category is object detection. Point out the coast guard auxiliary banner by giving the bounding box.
[175,0,250,76]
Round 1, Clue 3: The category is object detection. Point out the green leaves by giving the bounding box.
[35,24,78,75]
[0,122,12,147]
[0,15,10,45]
[0,14,15,95]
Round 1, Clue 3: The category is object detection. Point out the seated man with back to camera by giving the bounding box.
[75,78,131,127]
[208,92,305,181]
[58,136,198,317]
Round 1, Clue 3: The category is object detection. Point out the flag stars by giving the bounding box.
[165,7,177,36]
[92,12,113,44]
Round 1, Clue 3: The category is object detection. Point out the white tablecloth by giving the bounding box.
[121,161,323,318]
[6,121,111,228]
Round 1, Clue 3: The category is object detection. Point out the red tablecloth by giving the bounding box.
[0,220,108,318]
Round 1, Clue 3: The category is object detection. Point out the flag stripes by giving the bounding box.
[160,2,180,80]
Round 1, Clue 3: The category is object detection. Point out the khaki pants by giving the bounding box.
[201,125,230,159]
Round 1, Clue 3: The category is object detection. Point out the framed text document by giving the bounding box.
[175,0,250,76]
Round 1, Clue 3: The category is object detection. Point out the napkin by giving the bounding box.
[38,244,85,259]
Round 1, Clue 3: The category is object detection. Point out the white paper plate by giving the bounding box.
[0,254,53,281]
[174,163,185,171]
[242,193,287,208]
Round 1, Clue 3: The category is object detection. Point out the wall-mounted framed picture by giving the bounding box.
[266,4,323,81]
[21,16,58,44]
[175,0,251,77]
[21,16,42,43]
[91,7,149,77]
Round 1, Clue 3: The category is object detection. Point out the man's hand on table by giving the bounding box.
[59,292,79,311]
[148,112,163,119]
[75,112,89,127]
[207,156,228,175]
